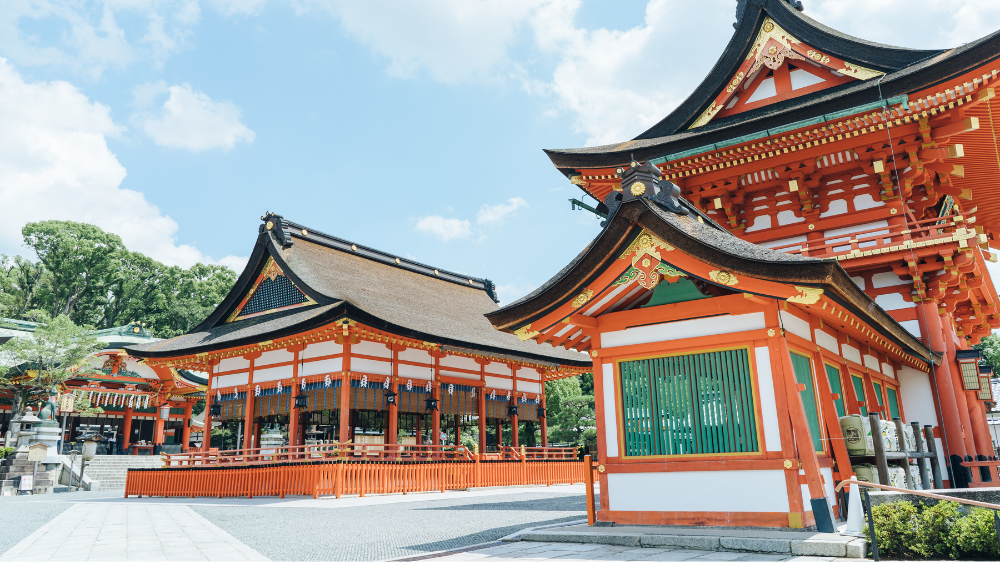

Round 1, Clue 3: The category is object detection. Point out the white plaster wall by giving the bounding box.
[398,363,433,380]
[854,193,885,210]
[302,358,342,377]
[218,356,250,373]
[821,467,836,501]
[518,381,542,394]
[898,365,938,428]
[606,470,790,512]
[825,220,888,239]
[872,272,910,289]
[353,341,391,358]
[484,375,513,389]
[603,363,619,458]
[760,235,806,250]
[440,355,479,371]
[863,355,880,372]
[875,293,914,310]
[755,346,782,452]
[257,349,294,367]
[253,364,293,383]
[124,359,159,379]
[842,345,862,365]
[398,348,432,364]
[881,363,895,379]
[745,214,773,233]
[777,210,805,226]
[815,330,839,354]
[779,311,811,341]
[303,341,342,359]
[899,320,921,338]
[520,370,541,381]
[601,313,766,348]
[485,362,511,377]
[213,373,248,388]
[820,199,848,218]
[850,276,866,290]
[351,358,391,376]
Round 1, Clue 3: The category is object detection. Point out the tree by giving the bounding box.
[151,263,238,337]
[544,377,596,449]
[974,333,1000,375]
[96,250,169,329]
[22,221,124,320]
[0,255,47,318]
[0,313,102,436]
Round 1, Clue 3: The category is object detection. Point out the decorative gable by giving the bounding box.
[690,17,882,128]
[226,256,316,323]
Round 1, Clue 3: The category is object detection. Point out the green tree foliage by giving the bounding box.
[4,221,237,337]
[0,313,102,432]
[544,376,596,449]
[864,500,1000,559]
[973,333,1000,374]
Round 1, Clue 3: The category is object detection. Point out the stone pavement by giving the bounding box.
[0,502,267,561]
[423,541,857,562]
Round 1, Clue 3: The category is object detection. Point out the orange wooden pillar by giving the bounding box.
[202,360,217,452]
[242,356,258,451]
[122,406,133,453]
[477,383,486,454]
[431,381,441,446]
[387,347,399,446]
[540,392,548,447]
[944,338,978,457]
[289,350,301,448]
[153,404,166,450]
[339,339,352,444]
[453,414,461,446]
[181,402,193,452]
[510,398,519,449]
[922,302,967,462]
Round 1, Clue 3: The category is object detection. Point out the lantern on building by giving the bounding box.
[294,394,308,409]
[957,349,982,390]
[508,405,519,418]
[159,405,171,420]
[384,389,397,406]
[425,398,438,411]
[209,402,221,417]
[537,406,546,419]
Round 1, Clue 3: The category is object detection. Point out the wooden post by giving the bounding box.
[510,400,519,449]
[496,419,503,449]
[478,362,487,455]
[339,339,352,444]
[123,407,133,453]
[454,414,461,447]
[243,356,258,451]
[388,348,399,447]
[540,391,548,447]
[584,454,596,525]
[432,381,441,446]
[894,417,915,490]
[925,425,944,489]
[289,350,301,448]
[870,413,891,485]
[181,402,193,452]
[415,413,422,446]
[921,302,967,462]
[911,421,931,490]
[202,361,216,452]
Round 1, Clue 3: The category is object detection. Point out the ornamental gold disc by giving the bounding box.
[630,181,646,196]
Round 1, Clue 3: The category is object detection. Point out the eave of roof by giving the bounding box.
[544,3,1000,170]
[487,198,937,365]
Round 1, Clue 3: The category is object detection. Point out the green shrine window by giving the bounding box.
[873,381,885,413]
[824,364,846,418]
[886,386,901,420]
[851,374,869,417]
[618,348,759,457]
[789,353,823,452]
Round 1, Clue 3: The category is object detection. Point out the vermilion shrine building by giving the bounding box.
[489,0,1000,528]
[126,213,590,454]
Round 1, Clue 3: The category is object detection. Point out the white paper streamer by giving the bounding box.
[324,374,331,388]
[360,375,368,388]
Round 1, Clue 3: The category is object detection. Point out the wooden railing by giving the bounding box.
[495,446,579,460]
[124,458,590,499]
[162,442,471,468]
[768,212,978,259]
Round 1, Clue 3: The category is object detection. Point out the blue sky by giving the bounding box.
[3,0,999,304]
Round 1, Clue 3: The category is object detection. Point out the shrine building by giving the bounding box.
[125,213,590,454]
[487,0,1000,528]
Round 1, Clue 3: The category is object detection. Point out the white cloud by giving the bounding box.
[477,197,528,225]
[291,0,539,83]
[211,0,268,17]
[414,216,472,241]
[494,281,535,305]
[0,0,200,78]
[134,83,255,151]
[0,57,243,270]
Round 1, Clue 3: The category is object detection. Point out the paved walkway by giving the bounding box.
[425,541,858,562]
[0,503,267,561]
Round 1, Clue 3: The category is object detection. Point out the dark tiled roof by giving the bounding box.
[545,0,1000,169]
[487,197,935,365]
[128,218,589,367]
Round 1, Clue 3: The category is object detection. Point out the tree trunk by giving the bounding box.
[7,391,25,445]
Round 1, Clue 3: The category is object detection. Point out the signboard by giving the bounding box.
[27,444,47,462]
[59,394,75,413]
[18,475,33,491]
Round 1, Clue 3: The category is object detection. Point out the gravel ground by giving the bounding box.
[192,492,588,561]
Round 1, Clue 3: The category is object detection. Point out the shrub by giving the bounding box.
[863,500,1000,560]
[868,500,920,556]
[953,507,1000,560]
[914,501,961,559]
[0,446,13,459]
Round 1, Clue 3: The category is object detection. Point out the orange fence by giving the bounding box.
[125,459,590,499]
[163,442,471,467]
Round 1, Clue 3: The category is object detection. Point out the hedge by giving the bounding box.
[866,500,1000,559]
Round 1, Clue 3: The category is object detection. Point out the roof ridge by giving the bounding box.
[261,213,500,303]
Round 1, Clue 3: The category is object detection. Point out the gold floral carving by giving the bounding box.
[806,50,830,64]
[838,62,883,81]
[746,17,801,62]
[571,289,594,308]
[619,231,674,264]
[708,270,739,286]
[726,71,745,94]
[787,286,824,305]
[514,324,540,341]
[630,181,646,196]
[690,101,723,129]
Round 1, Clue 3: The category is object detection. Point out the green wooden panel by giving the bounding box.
[619,349,758,457]
[887,387,900,420]
[824,364,846,418]
[851,375,869,417]
[789,353,823,452]
[873,382,884,408]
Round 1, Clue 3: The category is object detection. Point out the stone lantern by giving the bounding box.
[15,408,41,451]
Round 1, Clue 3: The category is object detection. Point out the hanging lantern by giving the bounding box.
[209,402,221,416]
[507,405,519,418]
[159,404,171,420]
[425,398,439,411]
[294,394,308,409]
[324,374,331,388]
[537,406,546,419]
[385,389,397,406]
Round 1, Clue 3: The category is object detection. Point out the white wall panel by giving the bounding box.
[257,349,294,367]
[398,348,432,364]
[815,330,839,354]
[353,341,391,358]
[898,365,938,427]
[899,320,921,338]
[398,363,433,380]
[213,373,248,388]
[755,346,782,452]
[842,345,862,365]
[876,293,914,310]
[603,363,619,458]
[606,470,790,512]
[302,358,342,377]
[485,362,510,377]
[484,375,513,390]
[219,356,250,373]
[779,311,811,341]
[303,341,342,359]
[518,381,542,394]
[601,313,766,348]
[351,358,391,376]
[440,355,479,371]
[863,355,880,372]
[124,359,160,379]
[881,363,895,379]
[253,364,293,383]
